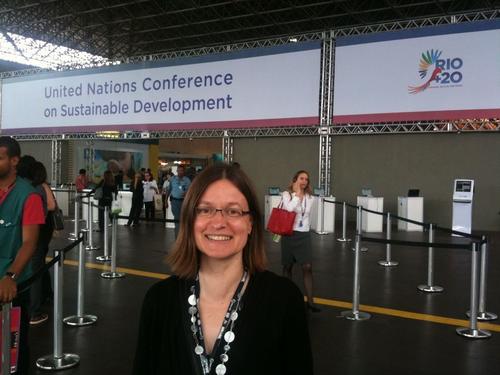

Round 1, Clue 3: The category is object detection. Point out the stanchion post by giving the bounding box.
[85,198,99,251]
[418,224,444,293]
[81,195,90,239]
[467,236,497,321]
[457,242,491,338]
[378,212,398,267]
[337,202,351,242]
[36,250,80,370]
[341,206,371,321]
[68,194,80,241]
[96,206,111,262]
[352,205,368,252]
[63,232,98,326]
[101,214,125,279]
[2,303,11,375]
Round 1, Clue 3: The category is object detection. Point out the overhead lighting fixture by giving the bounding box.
[289,37,298,43]
[96,130,120,138]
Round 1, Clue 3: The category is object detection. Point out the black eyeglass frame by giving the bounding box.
[195,207,251,218]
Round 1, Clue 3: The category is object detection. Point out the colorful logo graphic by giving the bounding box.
[408,49,463,94]
[408,49,442,94]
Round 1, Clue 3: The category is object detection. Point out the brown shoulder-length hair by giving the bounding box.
[286,170,312,195]
[167,163,266,279]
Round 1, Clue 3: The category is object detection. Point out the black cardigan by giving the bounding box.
[132,270,313,375]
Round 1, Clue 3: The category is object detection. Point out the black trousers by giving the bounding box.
[30,222,53,317]
[144,201,155,220]
[127,199,143,225]
[13,289,30,374]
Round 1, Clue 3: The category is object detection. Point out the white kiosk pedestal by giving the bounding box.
[52,188,76,217]
[116,191,133,225]
[452,179,474,235]
[264,195,282,229]
[81,189,99,225]
[357,196,384,232]
[397,197,424,232]
[310,196,335,234]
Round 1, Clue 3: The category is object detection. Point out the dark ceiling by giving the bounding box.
[0,0,498,61]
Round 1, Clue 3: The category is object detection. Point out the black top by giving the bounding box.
[130,182,144,203]
[132,270,313,375]
[96,180,117,206]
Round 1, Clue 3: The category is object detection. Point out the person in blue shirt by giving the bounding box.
[167,165,191,237]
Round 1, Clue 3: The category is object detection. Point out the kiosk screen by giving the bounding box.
[455,181,472,192]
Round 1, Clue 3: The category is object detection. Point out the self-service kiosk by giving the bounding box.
[452,179,474,235]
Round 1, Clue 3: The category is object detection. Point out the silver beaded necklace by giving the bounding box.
[188,271,248,375]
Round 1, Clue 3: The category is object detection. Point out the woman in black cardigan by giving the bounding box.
[126,172,144,227]
[133,163,313,375]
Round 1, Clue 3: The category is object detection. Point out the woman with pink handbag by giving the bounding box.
[281,170,320,313]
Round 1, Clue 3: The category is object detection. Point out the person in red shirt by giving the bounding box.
[75,168,90,192]
[0,136,45,374]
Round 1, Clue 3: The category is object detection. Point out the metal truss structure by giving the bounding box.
[2,6,499,185]
[2,1,495,60]
[51,139,62,184]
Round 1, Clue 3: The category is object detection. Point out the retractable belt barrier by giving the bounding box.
[1,236,84,373]
[322,198,496,337]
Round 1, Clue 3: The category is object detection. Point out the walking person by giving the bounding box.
[95,170,117,231]
[126,173,144,227]
[280,170,321,312]
[142,171,158,221]
[29,162,56,325]
[161,172,172,220]
[167,165,191,237]
[75,168,90,192]
[0,137,45,374]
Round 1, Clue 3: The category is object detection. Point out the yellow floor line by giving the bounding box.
[314,297,500,332]
[62,259,169,280]
[58,258,500,332]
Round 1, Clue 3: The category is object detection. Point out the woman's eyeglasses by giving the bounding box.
[195,206,251,218]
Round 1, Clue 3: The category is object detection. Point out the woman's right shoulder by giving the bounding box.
[145,276,181,298]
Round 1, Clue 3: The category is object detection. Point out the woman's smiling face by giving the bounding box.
[194,179,253,262]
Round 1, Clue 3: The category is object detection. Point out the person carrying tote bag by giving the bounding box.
[267,199,296,238]
[280,170,320,313]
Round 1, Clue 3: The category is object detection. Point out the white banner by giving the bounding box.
[1,42,321,133]
[333,20,500,123]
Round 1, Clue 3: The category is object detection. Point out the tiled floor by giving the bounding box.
[29,221,500,374]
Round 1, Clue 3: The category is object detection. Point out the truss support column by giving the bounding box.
[222,131,233,163]
[84,141,95,181]
[51,139,62,185]
[318,32,334,196]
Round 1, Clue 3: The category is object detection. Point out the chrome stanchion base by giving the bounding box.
[378,260,399,267]
[68,234,79,241]
[63,314,98,326]
[341,310,371,321]
[96,255,111,262]
[466,311,498,321]
[456,327,491,339]
[417,284,444,293]
[101,271,125,279]
[85,245,100,251]
[36,353,80,370]
[337,237,352,242]
[315,231,329,235]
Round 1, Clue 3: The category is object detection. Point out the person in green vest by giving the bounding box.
[0,136,45,374]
